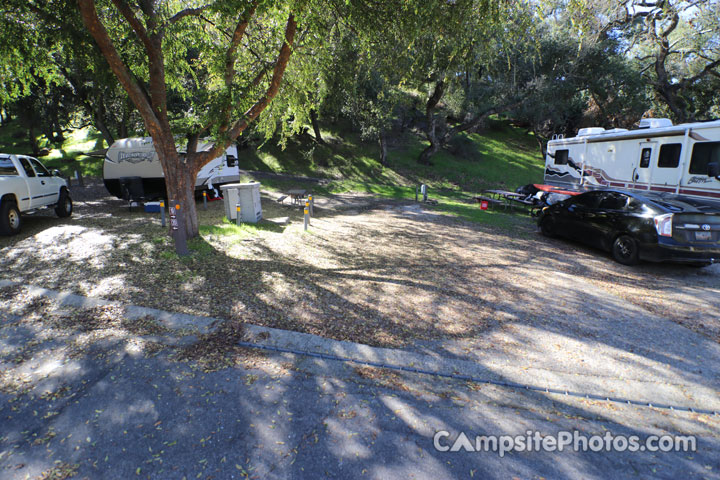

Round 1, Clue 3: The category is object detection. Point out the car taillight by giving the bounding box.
[654,213,673,237]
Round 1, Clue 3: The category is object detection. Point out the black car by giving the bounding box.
[538,189,720,266]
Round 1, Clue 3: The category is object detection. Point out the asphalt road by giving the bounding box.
[1,304,719,480]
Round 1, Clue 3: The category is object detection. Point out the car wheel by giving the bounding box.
[55,190,73,218]
[612,234,639,265]
[0,201,22,235]
[540,216,555,237]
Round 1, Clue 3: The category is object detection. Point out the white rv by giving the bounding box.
[544,118,720,201]
[103,137,240,199]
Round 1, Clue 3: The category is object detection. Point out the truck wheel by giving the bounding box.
[55,190,73,218]
[0,201,21,235]
[612,234,639,266]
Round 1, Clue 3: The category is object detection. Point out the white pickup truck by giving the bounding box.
[0,154,72,235]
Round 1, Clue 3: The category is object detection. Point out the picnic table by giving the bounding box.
[280,188,307,205]
[481,189,537,210]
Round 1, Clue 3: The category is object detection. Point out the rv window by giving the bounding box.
[657,143,682,168]
[554,149,569,165]
[19,158,35,177]
[0,158,19,176]
[639,148,652,168]
[689,142,720,175]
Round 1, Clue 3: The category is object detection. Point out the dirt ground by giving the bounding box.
[1,179,718,351]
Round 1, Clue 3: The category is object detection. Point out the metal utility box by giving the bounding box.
[221,182,262,223]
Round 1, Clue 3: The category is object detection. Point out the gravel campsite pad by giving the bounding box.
[1,180,718,350]
[1,181,720,477]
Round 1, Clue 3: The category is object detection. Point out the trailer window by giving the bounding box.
[554,149,569,165]
[657,143,682,168]
[19,158,35,177]
[0,158,19,176]
[689,142,720,175]
[639,148,652,168]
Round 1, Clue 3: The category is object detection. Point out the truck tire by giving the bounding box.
[55,189,73,218]
[0,200,21,235]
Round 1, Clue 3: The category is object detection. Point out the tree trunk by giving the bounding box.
[52,109,65,143]
[93,101,115,146]
[28,126,40,156]
[418,80,445,165]
[419,141,440,165]
[158,146,198,255]
[310,108,324,144]
[119,105,129,139]
[378,130,388,166]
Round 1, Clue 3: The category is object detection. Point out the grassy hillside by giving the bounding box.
[238,122,544,191]
[0,122,105,177]
[0,119,544,227]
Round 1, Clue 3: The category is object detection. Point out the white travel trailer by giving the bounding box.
[103,137,240,200]
[544,118,720,201]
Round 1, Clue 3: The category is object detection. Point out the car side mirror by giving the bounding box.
[52,169,61,177]
[708,162,720,179]
[226,155,237,168]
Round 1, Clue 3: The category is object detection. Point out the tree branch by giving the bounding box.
[165,5,209,28]
[198,13,297,165]
[110,0,153,53]
[77,0,160,134]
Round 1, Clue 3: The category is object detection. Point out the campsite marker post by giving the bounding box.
[308,195,314,217]
[169,201,188,255]
[236,204,242,226]
[160,201,166,227]
[203,191,207,209]
[304,207,309,231]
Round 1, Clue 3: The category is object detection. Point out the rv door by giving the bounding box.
[633,142,656,191]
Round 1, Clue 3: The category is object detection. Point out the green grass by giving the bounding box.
[0,121,105,177]
[239,121,544,194]
[199,218,284,240]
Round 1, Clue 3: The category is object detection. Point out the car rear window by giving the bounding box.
[573,192,602,208]
[689,142,720,175]
[0,158,18,176]
[598,192,629,210]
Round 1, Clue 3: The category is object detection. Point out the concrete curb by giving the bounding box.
[2,279,718,413]
[0,279,218,334]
